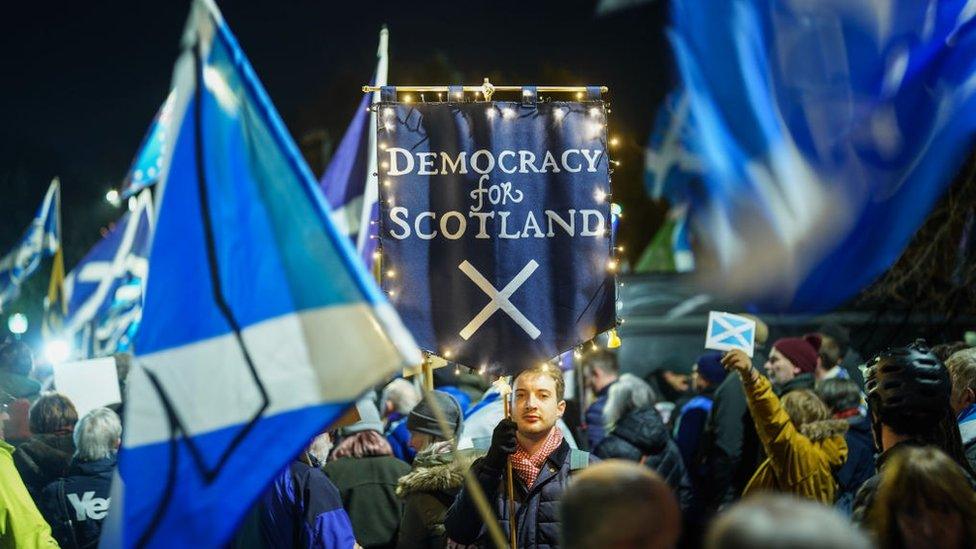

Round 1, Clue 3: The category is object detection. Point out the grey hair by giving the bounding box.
[603,373,658,430]
[73,407,122,462]
[706,494,871,549]
[380,378,421,415]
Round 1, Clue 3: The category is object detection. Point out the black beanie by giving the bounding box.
[407,390,463,438]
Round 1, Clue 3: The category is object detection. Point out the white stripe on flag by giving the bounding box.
[125,302,418,448]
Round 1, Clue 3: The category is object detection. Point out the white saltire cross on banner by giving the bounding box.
[459,260,541,340]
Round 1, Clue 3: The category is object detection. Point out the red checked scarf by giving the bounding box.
[510,427,563,488]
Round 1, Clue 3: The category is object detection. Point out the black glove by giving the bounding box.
[485,418,518,470]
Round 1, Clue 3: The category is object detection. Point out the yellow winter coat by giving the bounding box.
[741,372,849,504]
[0,440,59,549]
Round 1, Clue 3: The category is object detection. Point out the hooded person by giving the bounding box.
[322,397,411,549]
[592,373,693,512]
[722,349,849,504]
[396,390,478,549]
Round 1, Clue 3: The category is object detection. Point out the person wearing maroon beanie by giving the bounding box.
[764,334,822,388]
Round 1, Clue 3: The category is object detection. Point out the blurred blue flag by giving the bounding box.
[639,90,699,272]
[670,0,976,311]
[107,2,420,547]
[64,190,154,356]
[0,178,60,309]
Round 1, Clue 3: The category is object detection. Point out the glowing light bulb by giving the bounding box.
[594,188,607,203]
[589,107,600,117]
[486,108,496,119]
[610,136,619,147]
[403,94,413,103]
[386,269,396,278]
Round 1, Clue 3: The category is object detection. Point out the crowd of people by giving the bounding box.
[2,320,976,548]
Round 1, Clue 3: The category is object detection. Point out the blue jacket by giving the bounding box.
[234,460,356,549]
[39,456,115,549]
[444,439,593,548]
[584,384,612,450]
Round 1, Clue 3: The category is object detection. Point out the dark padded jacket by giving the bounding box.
[593,408,693,512]
[833,415,875,514]
[444,439,593,548]
[39,456,114,549]
[14,432,75,502]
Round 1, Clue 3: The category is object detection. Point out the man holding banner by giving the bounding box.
[444,363,595,548]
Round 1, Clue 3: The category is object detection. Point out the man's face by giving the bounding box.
[764,347,799,384]
[514,372,565,438]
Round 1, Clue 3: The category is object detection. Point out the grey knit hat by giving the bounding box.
[407,390,463,438]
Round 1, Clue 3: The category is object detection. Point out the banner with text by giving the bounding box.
[378,96,615,373]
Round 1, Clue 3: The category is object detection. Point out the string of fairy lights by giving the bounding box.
[367,84,625,374]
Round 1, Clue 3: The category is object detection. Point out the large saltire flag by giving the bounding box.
[670,0,976,311]
[109,2,420,547]
[63,190,154,356]
[0,178,60,310]
[119,90,177,199]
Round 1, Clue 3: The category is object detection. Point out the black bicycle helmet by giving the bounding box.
[865,339,950,426]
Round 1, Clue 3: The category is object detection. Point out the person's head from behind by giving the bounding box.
[603,373,657,431]
[582,349,619,395]
[816,323,850,360]
[30,392,78,435]
[406,390,463,453]
[0,390,14,441]
[0,340,33,377]
[74,407,121,462]
[561,460,680,549]
[946,347,976,416]
[780,390,830,431]
[865,341,966,460]
[705,493,870,549]
[816,378,861,417]
[333,397,391,459]
[380,378,421,419]
[692,351,727,392]
[869,445,976,549]
[512,363,565,441]
[765,335,820,385]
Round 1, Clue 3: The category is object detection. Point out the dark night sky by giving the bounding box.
[0,0,673,272]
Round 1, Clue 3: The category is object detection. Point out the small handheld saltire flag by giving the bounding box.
[109,2,420,547]
[638,89,700,273]
[0,178,60,310]
[119,90,177,199]
[670,0,976,311]
[63,190,154,356]
[704,311,755,357]
[319,27,388,269]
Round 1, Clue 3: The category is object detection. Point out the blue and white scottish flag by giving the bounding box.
[670,0,976,311]
[109,2,419,547]
[63,190,154,356]
[0,178,60,309]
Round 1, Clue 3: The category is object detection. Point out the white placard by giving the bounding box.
[53,358,122,418]
[705,311,756,358]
